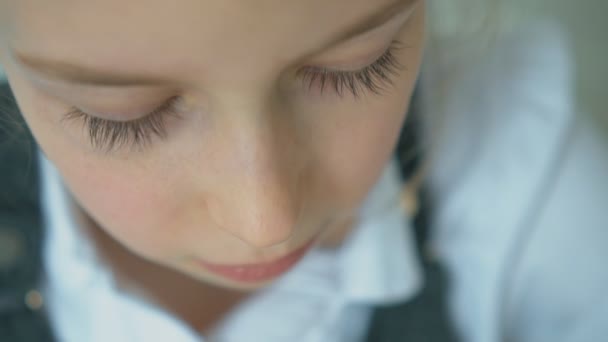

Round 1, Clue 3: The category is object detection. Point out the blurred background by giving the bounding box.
[510,0,607,129]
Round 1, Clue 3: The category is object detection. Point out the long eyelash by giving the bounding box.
[299,40,405,98]
[62,96,181,152]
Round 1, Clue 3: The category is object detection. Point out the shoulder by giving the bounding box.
[426,20,577,237]
[424,20,608,342]
[424,20,574,194]
[505,113,608,342]
[0,82,39,208]
[0,83,54,340]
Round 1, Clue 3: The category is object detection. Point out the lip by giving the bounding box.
[197,239,316,284]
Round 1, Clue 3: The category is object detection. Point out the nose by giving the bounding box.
[224,173,299,248]
[208,116,305,249]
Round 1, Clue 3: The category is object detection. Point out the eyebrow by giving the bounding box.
[326,0,416,47]
[12,0,415,88]
[13,52,171,87]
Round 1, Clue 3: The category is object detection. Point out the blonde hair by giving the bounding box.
[399,0,504,215]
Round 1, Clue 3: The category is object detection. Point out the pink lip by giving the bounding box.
[198,240,316,283]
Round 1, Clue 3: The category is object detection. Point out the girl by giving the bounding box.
[1,0,606,341]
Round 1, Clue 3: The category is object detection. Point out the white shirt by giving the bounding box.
[40,157,423,342]
[425,21,608,342]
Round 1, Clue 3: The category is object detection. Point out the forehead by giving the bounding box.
[5,0,403,77]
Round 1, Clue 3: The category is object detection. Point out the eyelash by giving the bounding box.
[299,40,404,98]
[62,96,182,152]
[64,40,404,152]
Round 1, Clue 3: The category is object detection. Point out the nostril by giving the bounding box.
[227,219,295,249]
[204,147,304,248]
[206,196,297,248]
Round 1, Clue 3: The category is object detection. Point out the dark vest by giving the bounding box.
[0,82,457,341]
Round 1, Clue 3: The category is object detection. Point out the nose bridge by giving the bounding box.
[214,102,304,248]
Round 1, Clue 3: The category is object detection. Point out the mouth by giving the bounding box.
[197,239,316,284]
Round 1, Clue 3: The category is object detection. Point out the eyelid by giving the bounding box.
[315,43,393,73]
[345,3,417,45]
[310,35,393,68]
[308,4,416,68]
[299,40,404,98]
[59,39,403,153]
[62,96,183,152]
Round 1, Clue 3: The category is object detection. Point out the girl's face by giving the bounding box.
[0,0,425,289]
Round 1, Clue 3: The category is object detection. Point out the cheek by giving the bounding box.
[304,12,424,216]
[47,143,204,267]
[61,165,173,259]
[2,68,177,260]
[318,98,409,217]
[312,64,419,217]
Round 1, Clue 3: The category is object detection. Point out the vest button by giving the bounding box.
[24,289,44,311]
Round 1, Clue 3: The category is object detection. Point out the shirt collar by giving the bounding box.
[337,159,423,304]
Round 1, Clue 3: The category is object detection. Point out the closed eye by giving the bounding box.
[298,40,405,98]
[61,96,182,153]
[60,41,405,153]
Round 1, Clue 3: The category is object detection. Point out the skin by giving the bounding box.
[0,0,425,331]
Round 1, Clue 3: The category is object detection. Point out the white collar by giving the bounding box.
[337,159,423,304]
